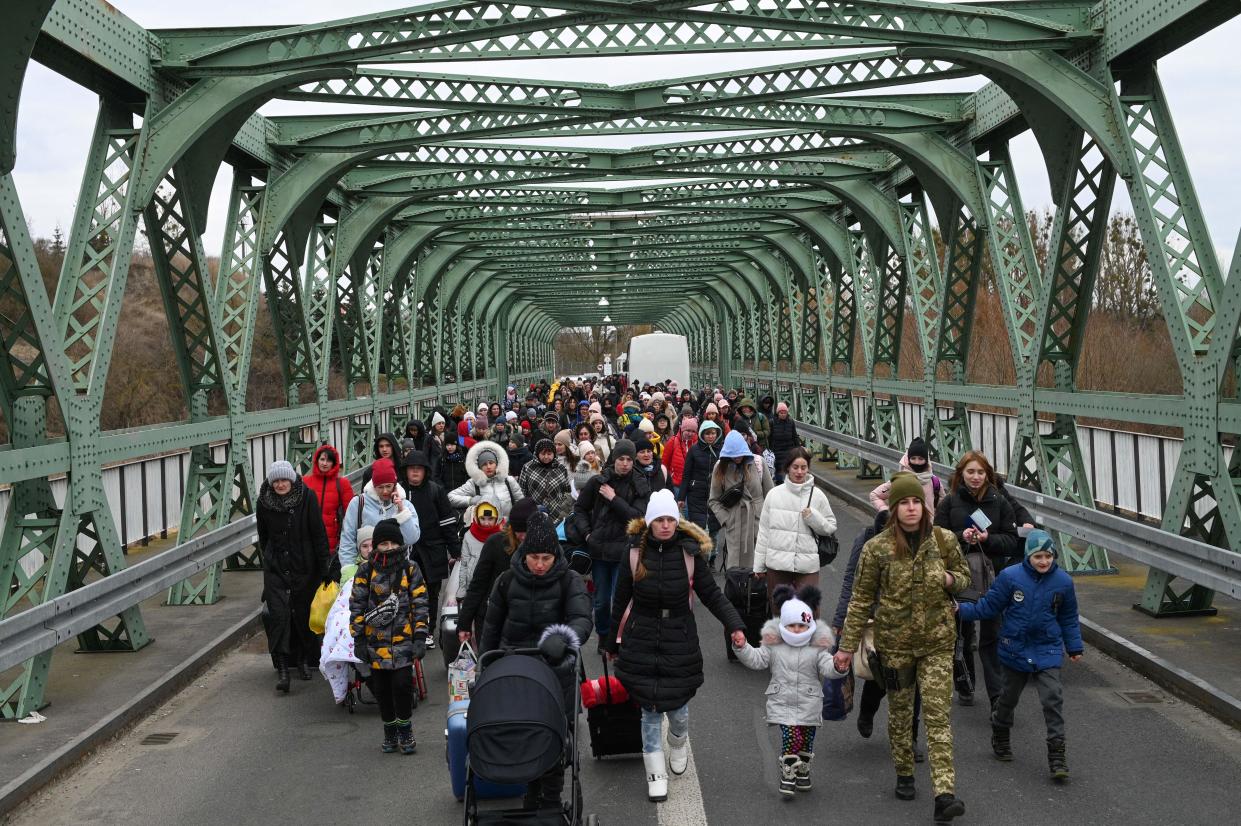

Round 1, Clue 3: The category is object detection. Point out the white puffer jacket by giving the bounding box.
[448,440,523,518]
[753,478,837,574]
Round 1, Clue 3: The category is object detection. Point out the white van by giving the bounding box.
[626,333,690,389]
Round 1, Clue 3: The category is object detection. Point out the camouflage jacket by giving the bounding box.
[839,526,969,658]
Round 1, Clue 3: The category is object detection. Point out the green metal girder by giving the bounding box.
[156,1,1092,74]
[6,0,1241,722]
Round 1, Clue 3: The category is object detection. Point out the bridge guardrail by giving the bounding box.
[0,467,364,675]
[795,421,1241,601]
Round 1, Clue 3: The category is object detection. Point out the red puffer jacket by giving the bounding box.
[661,431,697,488]
[306,444,354,551]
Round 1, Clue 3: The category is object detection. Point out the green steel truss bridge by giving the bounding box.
[2,0,1241,720]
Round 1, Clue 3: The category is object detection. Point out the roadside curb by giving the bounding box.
[1078,618,1241,730]
[810,470,1241,733]
[0,608,262,819]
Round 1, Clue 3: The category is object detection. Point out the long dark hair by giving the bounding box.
[888,498,932,559]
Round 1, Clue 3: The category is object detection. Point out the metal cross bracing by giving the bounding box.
[1,0,1239,719]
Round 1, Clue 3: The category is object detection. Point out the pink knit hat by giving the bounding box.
[777,402,789,414]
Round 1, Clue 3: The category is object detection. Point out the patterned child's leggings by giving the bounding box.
[779,724,818,756]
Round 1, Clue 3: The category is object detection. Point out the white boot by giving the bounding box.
[644,751,669,802]
[667,731,689,776]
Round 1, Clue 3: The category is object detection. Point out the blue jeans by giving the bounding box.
[592,560,621,640]
[641,704,689,753]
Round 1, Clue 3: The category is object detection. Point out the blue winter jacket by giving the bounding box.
[958,556,1083,672]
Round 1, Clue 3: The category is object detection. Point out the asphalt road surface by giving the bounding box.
[10,500,1241,825]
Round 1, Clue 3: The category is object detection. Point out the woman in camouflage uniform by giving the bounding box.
[835,472,971,824]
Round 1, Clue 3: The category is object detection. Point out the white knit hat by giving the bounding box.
[644,489,680,524]
[779,597,817,646]
[431,411,445,426]
[356,525,375,548]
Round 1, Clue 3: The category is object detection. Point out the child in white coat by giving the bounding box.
[734,584,849,797]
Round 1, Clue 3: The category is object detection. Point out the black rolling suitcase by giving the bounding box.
[724,566,768,661]
[584,658,643,759]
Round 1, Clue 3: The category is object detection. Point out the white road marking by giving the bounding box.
[658,717,709,826]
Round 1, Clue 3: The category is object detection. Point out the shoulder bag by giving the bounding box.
[802,484,839,566]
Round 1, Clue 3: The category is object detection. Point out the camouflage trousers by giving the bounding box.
[883,648,956,796]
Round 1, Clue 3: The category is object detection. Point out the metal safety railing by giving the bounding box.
[796,421,1241,602]
[0,463,364,674]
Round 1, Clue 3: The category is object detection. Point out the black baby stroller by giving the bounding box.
[463,648,599,826]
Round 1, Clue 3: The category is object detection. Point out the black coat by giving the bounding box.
[256,479,330,592]
[934,483,1023,568]
[481,552,593,654]
[437,449,470,494]
[567,467,651,563]
[769,416,800,472]
[677,438,720,514]
[508,446,535,478]
[400,477,461,584]
[634,456,669,494]
[459,531,516,633]
[604,519,743,712]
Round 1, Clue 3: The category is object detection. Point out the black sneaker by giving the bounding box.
[934,794,965,823]
[895,775,916,801]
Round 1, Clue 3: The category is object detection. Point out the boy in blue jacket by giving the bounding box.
[957,529,1082,782]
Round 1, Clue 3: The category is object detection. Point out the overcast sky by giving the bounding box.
[14,1,1240,269]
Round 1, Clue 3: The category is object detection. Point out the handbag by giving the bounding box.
[717,478,745,509]
[802,484,839,566]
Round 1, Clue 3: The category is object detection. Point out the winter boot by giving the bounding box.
[644,751,668,802]
[396,720,416,755]
[991,725,1013,761]
[298,661,312,681]
[667,731,689,776]
[275,656,291,693]
[381,722,399,753]
[1048,737,1069,782]
[894,774,916,801]
[795,752,813,791]
[933,793,966,823]
[779,756,801,797]
[856,713,874,739]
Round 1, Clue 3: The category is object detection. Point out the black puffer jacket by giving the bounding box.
[604,519,744,712]
[480,552,593,654]
[400,475,461,585]
[677,437,720,515]
[458,530,518,634]
[934,483,1022,568]
[256,479,330,591]
[769,416,800,473]
[567,467,651,563]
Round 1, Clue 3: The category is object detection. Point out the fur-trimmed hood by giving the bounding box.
[538,623,582,652]
[465,439,510,484]
[626,517,713,556]
[759,618,835,649]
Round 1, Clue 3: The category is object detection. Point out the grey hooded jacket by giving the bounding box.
[734,618,849,726]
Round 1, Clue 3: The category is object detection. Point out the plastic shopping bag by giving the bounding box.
[308,581,339,635]
[449,641,477,702]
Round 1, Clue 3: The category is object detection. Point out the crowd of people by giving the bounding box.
[253,374,1083,823]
